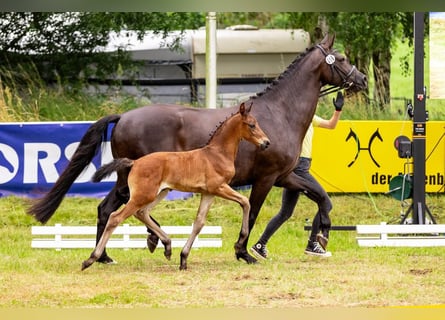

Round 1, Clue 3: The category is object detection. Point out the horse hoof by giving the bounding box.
[147,234,159,253]
[164,250,172,261]
[81,260,92,271]
[179,264,187,271]
[236,252,258,264]
[316,233,329,251]
[97,255,116,264]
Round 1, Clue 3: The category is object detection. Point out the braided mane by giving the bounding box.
[205,111,238,146]
[251,45,316,99]
[201,45,317,147]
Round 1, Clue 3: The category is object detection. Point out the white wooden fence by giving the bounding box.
[356,222,445,247]
[31,224,222,250]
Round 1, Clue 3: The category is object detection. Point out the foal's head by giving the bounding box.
[238,102,270,150]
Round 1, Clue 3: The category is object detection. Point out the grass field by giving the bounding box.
[1,188,445,308]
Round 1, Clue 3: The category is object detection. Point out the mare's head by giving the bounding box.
[238,102,270,150]
[315,34,367,94]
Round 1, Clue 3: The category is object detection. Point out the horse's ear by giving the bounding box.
[246,102,253,113]
[239,102,246,115]
[320,33,335,50]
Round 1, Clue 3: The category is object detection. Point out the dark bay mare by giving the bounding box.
[82,102,270,271]
[28,34,367,264]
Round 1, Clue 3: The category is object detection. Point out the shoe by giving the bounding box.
[316,233,329,251]
[304,240,332,257]
[250,242,268,259]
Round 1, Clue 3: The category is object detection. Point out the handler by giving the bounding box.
[251,91,344,258]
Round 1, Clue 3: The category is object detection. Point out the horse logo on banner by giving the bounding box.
[346,128,383,168]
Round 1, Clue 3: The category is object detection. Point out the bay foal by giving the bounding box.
[82,102,270,270]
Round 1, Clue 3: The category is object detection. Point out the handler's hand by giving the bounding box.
[333,91,344,111]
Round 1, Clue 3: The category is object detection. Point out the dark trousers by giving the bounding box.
[258,157,332,244]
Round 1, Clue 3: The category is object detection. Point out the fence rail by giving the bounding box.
[31,223,222,250]
[356,222,445,247]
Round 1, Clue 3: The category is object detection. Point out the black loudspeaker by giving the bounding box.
[394,135,412,159]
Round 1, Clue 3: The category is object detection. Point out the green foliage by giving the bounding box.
[282,12,421,108]
[0,12,205,85]
[1,12,444,121]
[326,13,401,58]
[217,12,276,28]
[0,12,208,121]
[0,62,142,122]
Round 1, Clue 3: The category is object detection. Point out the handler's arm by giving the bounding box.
[318,91,343,129]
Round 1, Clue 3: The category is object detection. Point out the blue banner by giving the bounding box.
[0,121,191,200]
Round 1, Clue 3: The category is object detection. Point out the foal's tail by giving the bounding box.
[27,114,121,224]
[92,158,134,182]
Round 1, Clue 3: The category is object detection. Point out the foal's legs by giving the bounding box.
[82,201,142,270]
[212,184,251,258]
[179,194,215,270]
[134,189,172,260]
[95,184,163,263]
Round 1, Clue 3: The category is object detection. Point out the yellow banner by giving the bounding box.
[311,121,445,193]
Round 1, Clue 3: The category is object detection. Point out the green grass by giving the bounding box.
[1,189,445,308]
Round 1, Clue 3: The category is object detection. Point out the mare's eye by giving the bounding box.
[248,123,256,129]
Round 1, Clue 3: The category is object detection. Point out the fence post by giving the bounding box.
[54,223,62,251]
[380,222,388,244]
[122,223,130,250]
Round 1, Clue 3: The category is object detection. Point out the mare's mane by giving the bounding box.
[202,45,318,146]
[201,45,318,147]
[252,45,317,99]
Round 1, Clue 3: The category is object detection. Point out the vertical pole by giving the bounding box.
[412,12,426,224]
[206,12,217,109]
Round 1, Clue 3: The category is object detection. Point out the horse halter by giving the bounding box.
[316,44,357,97]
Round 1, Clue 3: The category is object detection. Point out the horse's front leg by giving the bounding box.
[234,180,275,264]
[234,194,250,248]
[180,194,214,270]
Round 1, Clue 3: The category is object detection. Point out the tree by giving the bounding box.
[0,12,420,108]
[327,13,403,108]
[0,12,205,85]
[283,12,416,109]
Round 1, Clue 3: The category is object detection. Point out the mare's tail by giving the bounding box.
[92,158,134,182]
[27,114,121,224]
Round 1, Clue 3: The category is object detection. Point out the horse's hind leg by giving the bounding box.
[135,213,172,261]
[135,189,172,260]
[137,205,164,254]
[96,186,125,264]
[95,184,162,261]
[146,219,161,254]
[82,202,138,270]
[180,194,214,270]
